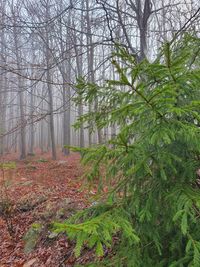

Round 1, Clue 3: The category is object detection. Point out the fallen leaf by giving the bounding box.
[23,258,37,267]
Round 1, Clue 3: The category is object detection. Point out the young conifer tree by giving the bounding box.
[54,34,200,266]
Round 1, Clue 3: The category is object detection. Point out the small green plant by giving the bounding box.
[37,158,48,163]
[0,161,16,170]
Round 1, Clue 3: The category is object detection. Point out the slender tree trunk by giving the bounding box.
[45,2,57,160]
[47,79,57,160]
[29,89,34,155]
[12,7,26,159]
[15,49,26,158]
[59,2,71,155]
[62,72,71,155]
[73,4,85,147]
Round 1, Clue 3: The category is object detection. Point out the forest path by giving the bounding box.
[0,153,92,267]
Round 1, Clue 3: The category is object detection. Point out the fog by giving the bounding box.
[0,0,199,159]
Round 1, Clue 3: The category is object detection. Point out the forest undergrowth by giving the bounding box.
[0,152,100,267]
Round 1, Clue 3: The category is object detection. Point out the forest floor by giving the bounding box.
[0,152,98,267]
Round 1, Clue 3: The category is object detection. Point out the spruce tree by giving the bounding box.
[54,34,200,266]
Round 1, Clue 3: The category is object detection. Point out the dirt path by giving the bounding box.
[0,153,91,267]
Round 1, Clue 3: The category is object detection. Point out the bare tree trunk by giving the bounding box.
[40,121,44,154]
[75,51,84,147]
[86,0,93,146]
[62,71,71,155]
[79,4,85,148]
[45,2,57,160]
[136,0,152,60]
[13,22,26,159]
[47,78,57,160]
[29,87,34,155]
[58,2,71,155]
[86,0,102,145]
[73,4,85,147]
[0,0,6,155]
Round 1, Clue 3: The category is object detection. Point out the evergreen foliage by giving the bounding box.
[54,34,200,266]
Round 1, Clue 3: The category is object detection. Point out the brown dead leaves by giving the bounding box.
[0,152,89,267]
